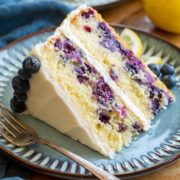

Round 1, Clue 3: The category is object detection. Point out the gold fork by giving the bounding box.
[0,103,119,180]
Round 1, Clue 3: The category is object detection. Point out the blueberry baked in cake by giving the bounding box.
[10,5,175,158]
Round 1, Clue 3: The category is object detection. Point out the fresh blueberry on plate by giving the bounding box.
[14,91,27,102]
[160,75,176,89]
[18,68,31,80]
[148,63,160,77]
[161,63,175,75]
[23,56,40,73]
[12,76,30,93]
[10,97,26,113]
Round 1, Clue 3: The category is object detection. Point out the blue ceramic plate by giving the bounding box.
[0,25,180,179]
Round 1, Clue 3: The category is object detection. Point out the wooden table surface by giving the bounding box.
[32,0,180,179]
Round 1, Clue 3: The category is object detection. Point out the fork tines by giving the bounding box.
[0,104,24,138]
[0,104,39,146]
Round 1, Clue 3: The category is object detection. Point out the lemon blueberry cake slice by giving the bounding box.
[10,6,175,158]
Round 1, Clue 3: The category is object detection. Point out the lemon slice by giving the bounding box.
[141,55,162,65]
[121,28,143,57]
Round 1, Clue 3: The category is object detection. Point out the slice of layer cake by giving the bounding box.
[10,6,175,158]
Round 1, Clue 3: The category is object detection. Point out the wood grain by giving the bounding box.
[32,0,180,179]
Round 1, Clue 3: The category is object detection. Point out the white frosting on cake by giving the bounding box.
[27,44,115,158]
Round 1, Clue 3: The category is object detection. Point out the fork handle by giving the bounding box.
[38,138,119,180]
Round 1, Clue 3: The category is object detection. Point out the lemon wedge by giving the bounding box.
[121,28,143,57]
[141,55,162,65]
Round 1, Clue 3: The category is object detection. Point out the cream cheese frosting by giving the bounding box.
[27,44,115,158]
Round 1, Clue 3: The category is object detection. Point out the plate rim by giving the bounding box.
[0,24,180,178]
